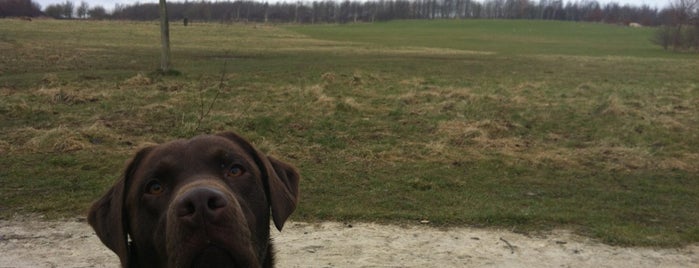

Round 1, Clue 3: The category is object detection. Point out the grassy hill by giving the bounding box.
[287,19,674,57]
[1,19,698,247]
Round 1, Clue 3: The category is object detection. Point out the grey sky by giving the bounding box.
[34,0,672,11]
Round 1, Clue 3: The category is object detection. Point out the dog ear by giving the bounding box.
[265,155,300,231]
[88,146,153,267]
[217,132,300,231]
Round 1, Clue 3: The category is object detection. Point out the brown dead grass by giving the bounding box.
[597,95,634,116]
[36,87,102,105]
[304,84,337,111]
[386,80,699,173]
[5,116,148,154]
[81,120,123,146]
[123,73,152,86]
[434,119,698,173]
[395,78,696,173]
[436,119,528,152]
[0,140,10,155]
[41,73,60,86]
[23,126,88,153]
[398,87,478,105]
[658,153,699,171]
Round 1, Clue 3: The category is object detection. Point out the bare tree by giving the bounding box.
[651,26,673,50]
[76,1,88,19]
[44,4,63,18]
[668,0,698,50]
[87,5,107,19]
[649,0,699,51]
[62,0,74,18]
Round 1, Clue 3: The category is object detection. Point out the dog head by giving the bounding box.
[88,132,299,267]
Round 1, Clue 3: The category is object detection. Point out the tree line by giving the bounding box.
[104,0,669,26]
[0,0,676,26]
[0,0,43,17]
[106,0,667,26]
[1,0,697,51]
[0,0,106,19]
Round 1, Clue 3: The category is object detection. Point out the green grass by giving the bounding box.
[288,19,677,57]
[1,19,698,247]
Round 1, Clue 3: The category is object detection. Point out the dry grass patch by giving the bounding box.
[437,119,524,141]
[123,73,152,86]
[36,87,102,105]
[399,87,478,105]
[434,119,530,158]
[532,145,699,173]
[81,120,123,146]
[23,126,89,153]
[435,119,699,173]
[657,153,699,172]
[303,84,337,111]
[0,139,11,154]
[12,121,126,154]
[40,73,60,86]
[596,94,639,116]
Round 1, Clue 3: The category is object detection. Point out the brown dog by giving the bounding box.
[88,132,300,268]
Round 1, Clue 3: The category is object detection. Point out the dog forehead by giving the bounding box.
[142,135,254,167]
[187,134,247,154]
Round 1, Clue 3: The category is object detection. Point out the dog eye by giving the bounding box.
[226,165,246,178]
[146,180,165,195]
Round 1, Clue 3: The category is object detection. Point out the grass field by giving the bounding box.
[1,18,698,247]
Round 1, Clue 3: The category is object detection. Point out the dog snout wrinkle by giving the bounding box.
[176,187,229,227]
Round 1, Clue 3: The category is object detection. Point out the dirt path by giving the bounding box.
[1,219,697,267]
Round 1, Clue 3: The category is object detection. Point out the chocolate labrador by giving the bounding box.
[88,132,300,268]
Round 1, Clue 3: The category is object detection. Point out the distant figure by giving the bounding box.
[184,17,189,26]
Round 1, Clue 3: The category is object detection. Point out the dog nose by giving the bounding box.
[176,187,228,226]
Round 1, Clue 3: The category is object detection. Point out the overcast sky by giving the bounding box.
[34,0,672,11]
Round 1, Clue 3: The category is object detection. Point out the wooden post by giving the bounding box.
[159,0,171,72]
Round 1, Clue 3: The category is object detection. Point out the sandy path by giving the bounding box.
[1,219,697,267]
